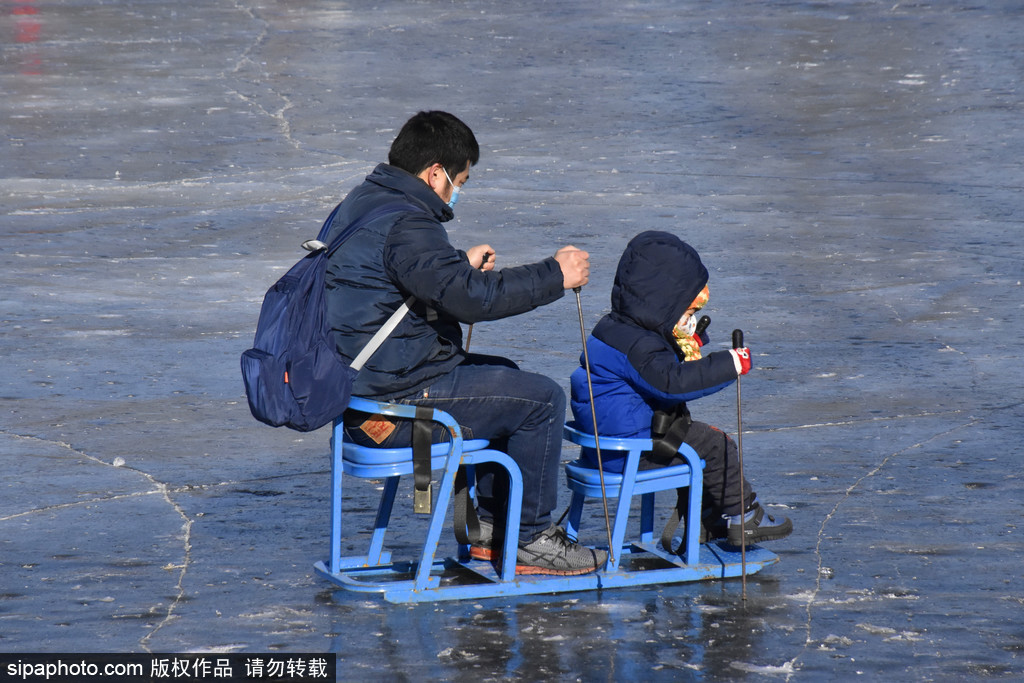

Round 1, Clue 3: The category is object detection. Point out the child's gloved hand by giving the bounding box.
[729,347,752,376]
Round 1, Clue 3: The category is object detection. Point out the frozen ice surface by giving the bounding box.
[2,0,1023,679]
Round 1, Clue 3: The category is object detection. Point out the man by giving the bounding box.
[323,111,606,575]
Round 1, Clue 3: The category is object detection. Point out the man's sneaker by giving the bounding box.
[726,503,793,547]
[469,522,607,576]
[515,525,608,576]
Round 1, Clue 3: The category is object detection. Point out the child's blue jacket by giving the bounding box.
[570,231,739,472]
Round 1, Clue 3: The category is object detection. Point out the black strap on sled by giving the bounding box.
[412,406,433,514]
[453,468,482,546]
[660,488,692,556]
[412,409,481,543]
[649,405,692,464]
[649,405,695,555]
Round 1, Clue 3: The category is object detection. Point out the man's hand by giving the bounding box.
[555,246,590,289]
[466,244,496,271]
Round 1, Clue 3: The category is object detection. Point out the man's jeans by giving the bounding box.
[344,354,563,542]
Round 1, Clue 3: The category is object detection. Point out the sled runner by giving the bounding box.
[313,397,778,603]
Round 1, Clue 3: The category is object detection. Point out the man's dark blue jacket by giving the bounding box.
[570,231,739,472]
[323,163,565,399]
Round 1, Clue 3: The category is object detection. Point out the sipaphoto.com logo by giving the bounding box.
[5,656,142,680]
[0,652,336,682]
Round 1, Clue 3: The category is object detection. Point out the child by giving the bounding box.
[569,231,792,547]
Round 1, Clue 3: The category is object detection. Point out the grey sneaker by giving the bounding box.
[515,525,608,576]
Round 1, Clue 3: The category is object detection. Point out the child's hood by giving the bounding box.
[609,231,709,339]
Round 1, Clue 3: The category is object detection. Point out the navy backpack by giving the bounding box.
[241,202,416,431]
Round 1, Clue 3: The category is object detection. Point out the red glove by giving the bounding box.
[729,347,752,376]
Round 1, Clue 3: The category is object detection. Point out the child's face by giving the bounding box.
[673,306,703,338]
[677,285,710,333]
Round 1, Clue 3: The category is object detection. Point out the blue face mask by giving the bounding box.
[443,168,461,209]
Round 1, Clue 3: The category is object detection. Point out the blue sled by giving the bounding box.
[314,541,777,604]
[314,398,778,604]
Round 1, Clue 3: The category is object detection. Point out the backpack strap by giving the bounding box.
[349,297,414,372]
[322,200,419,254]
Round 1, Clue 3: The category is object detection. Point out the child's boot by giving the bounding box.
[726,500,792,546]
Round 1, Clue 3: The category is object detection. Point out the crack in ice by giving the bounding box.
[1,430,329,650]
[1,431,192,653]
[783,418,978,680]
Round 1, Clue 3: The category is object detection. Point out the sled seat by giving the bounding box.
[563,423,705,568]
[313,396,524,599]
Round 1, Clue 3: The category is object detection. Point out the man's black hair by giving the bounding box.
[388,111,480,178]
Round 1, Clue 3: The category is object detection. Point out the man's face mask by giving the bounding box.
[443,167,461,209]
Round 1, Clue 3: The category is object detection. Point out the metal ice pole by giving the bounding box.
[733,328,748,600]
[575,287,614,567]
